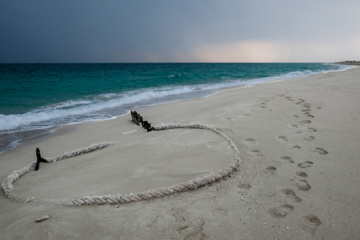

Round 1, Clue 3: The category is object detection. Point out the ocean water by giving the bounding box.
[0,63,352,154]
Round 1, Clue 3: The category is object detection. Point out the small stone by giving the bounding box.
[35,215,50,223]
[115,205,119,208]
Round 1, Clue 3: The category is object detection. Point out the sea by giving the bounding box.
[0,63,353,155]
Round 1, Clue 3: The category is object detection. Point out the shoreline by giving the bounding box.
[0,63,354,156]
[1,67,360,239]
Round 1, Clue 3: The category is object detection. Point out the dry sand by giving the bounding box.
[1,67,360,239]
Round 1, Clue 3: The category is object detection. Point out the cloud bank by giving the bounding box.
[0,0,359,63]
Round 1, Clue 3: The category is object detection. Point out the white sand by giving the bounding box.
[1,67,360,239]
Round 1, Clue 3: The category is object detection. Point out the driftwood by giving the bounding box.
[131,111,153,132]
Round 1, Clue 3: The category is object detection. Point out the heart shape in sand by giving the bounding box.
[2,123,241,206]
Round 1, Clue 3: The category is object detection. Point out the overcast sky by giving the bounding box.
[1,0,359,63]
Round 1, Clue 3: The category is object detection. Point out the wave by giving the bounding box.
[167,73,182,78]
[0,64,352,133]
[0,86,201,132]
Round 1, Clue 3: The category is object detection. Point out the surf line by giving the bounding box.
[1,115,241,206]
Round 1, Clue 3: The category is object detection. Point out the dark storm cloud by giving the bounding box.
[0,0,359,63]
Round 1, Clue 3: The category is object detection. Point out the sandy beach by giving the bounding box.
[1,67,360,239]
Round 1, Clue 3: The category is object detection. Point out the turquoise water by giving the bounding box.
[0,63,351,154]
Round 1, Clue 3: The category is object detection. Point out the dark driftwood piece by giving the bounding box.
[130,112,153,132]
[35,148,47,171]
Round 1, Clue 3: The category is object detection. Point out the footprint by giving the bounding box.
[304,136,315,141]
[278,188,302,202]
[237,183,252,190]
[277,136,288,142]
[308,128,317,132]
[268,204,294,219]
[301,215,321,233]
[298,161,314,168]
[291,145,301,150]
[264,166,277,173]
[250,149,263,157]
[303,103,311,109]
[280,156,294,163]
[288,124,298,128]
[168,207,188,223]
[285,96,294,101]
[177,218,206,240]
[290,130,303,134]
[293,115,299,118]
[296,99,305,105]
[300,120,311,124]
[296,180,311,191]
[313,148,328,155]
[296,171,308,178]
[305,114,314,118]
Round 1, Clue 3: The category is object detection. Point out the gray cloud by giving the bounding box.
[1,0,359,63]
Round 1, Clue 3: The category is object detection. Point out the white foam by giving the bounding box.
[0,86,197,131]
[0,139,21,155]
[0,64,350,133]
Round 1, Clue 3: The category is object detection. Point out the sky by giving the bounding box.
[1,0,359,63]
